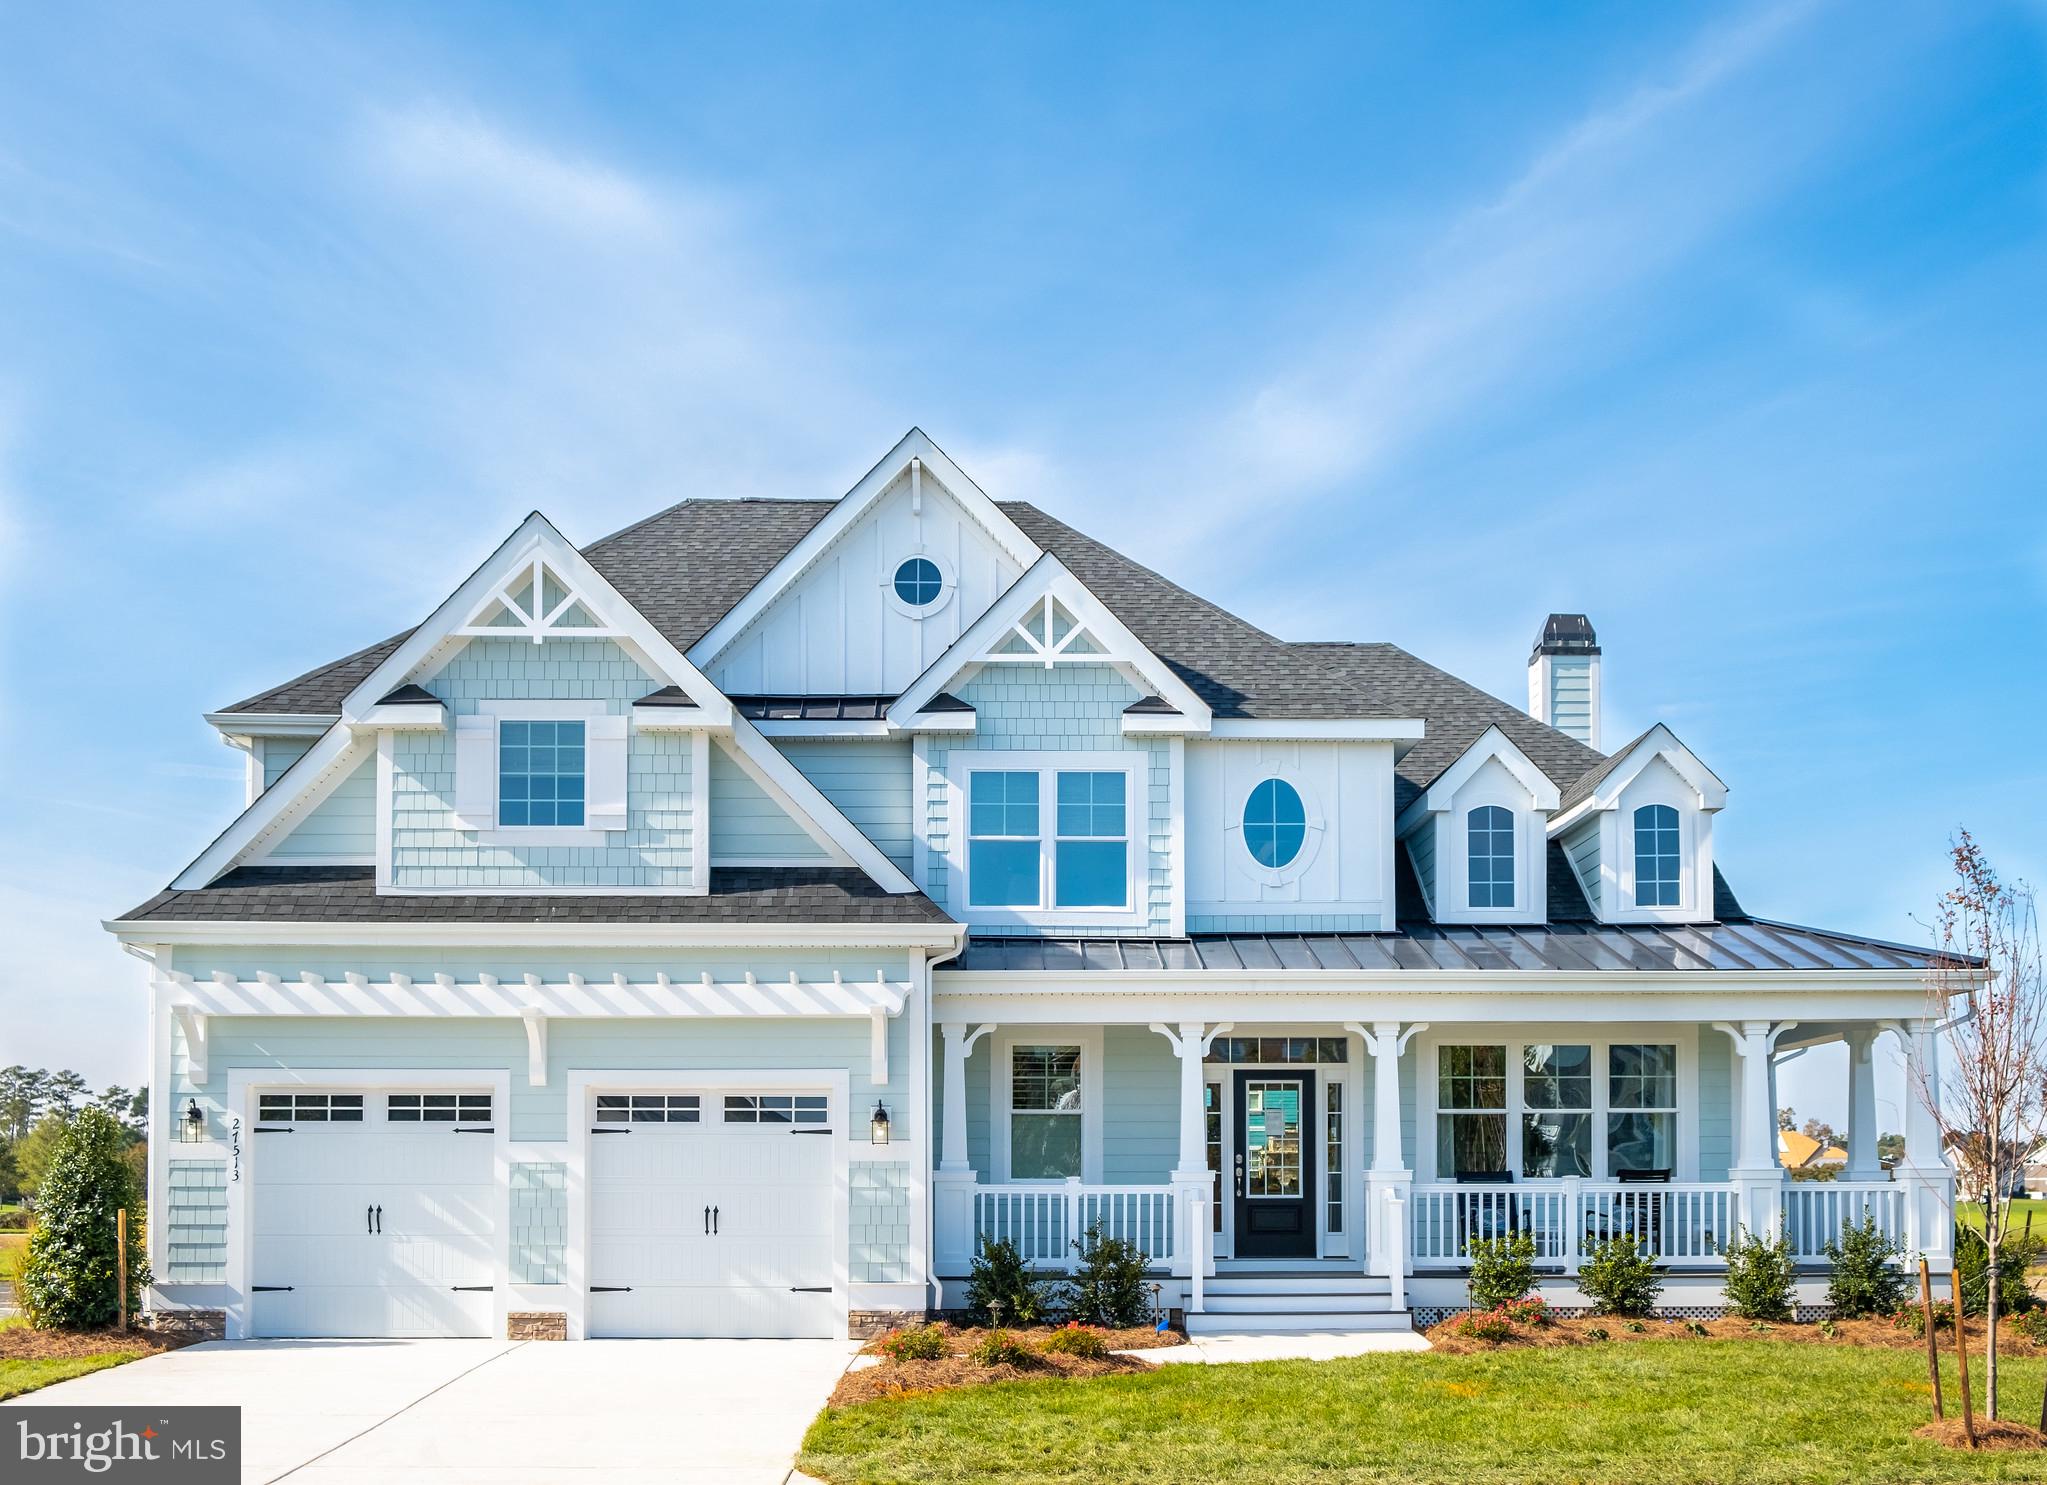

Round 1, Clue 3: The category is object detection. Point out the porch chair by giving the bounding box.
[1454,1169,1520,1247]
[1586,1168,1672,1254]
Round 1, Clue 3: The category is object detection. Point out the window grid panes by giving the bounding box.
[1326,1081,1344,1234]
[1468,805,1516,908]
[1204,1037,1348,1065]
[892,556,943,607]
[1634,804,1681,907]
[1242,778,1307,869]
[1205,1082,1224,1233]
[257,1093,364,1124]
[722,1094,827,1125]
[1010,1044,1082,1179]
[967,771,1040,907]
[595,1095,701,1125]
[387,1093,492,1124]
[1608,1044,1678,1176]
[1436,1045,1508,1178]
[499,719,586,828]
[1520,1045,1591,1178]
[1244,1082,1303,1197]
[1054,771,1127,908]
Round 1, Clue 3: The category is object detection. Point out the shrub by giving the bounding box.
[1582,1325,1610,1340]
[0,1207,29,1231]
[18,1107,148,1330]
[1722,1229,1795,1321]
[1953,1225,2040,1317]
[1498,1295,1552,1329]
[1040,1321,1110,1359]
[964,1236,1055,1327]
[876,1324,946,1362]
[1065,1221,1153,1328]
[1579,1235,1662,1317]
[1823,1214,1909,1318]
[2011,1307,2047,1345]
[969,1328,1031,1367]
[1891,1300,1955,1338]
[1622,1319,1647,1333]
[1453,1309,1516,1343]
[1818,1318,1839,1338]
[1684,1319,1709,1337]
[1467,1231,1538,1311]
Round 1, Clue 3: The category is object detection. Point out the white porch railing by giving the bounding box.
[1411,1181,1740,1269]
[1784,1181,1906,1262]
[972,1181,1177,1270]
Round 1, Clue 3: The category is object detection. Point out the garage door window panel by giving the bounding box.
[257,1093,364,1124]
[723,1094,827,1125]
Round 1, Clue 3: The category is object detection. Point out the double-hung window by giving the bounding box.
[1436,1045,1508,1178]
[962,758,1137,915]
[1520,1044,1592,1177]
[1010,1044,1082,1179]
[1434,1040,1681,1179]
[1608,1044,1678,1174]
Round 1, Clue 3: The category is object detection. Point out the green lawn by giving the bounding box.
[0,1318,156,1402]
[801,1340,2047,1484]
[1959,1199,2047,1241]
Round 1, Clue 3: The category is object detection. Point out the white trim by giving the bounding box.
[1207,719,1425,742]
[1545,724,1728,837]
[882,546,959,621]
[690,730,711,891]
[888,555,1213,729]
[990,1026,1104,1184]
[1223,768,1327,889]
[942,749,1149,929]
[114,917,966,949]
[690,429,1042,667]
[751,720,896,739]
[564,1067,854,1340]
[204,712,334,739]
[223,1066,514,1342]
[355,702,447,731]
[1394,725,1560,835]
[235,731,375,871]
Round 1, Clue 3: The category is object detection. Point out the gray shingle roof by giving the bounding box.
[953,919,1950,974]
[117,865,953,926]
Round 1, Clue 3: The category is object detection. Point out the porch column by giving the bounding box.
[1843,1028,1884,1182]
[933,1022,989,1277]
[1349,1020,1426,1284]
[1896,1018,1955,1265]
[1151,1021,1226,1283]
[1716,1019,1791,1240]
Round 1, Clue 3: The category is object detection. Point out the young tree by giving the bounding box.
[15,1113,70,1198]
[1914,831,2045,1423]
[17,1106,149,1329]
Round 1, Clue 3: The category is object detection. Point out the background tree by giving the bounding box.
[0,1066,48,1142]
[15,1113,70,1199]
[44,1070,88,1118]
[0,1140,19,1203]
[17,1106,149,1329]
[1801,1116,1843,1150]
[1777,1105,1797,1132]
[1914,830,2045,1423]
[1877,1132,1907,1167]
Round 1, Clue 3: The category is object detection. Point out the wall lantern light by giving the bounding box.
[179,1099,207,1144]
[869,1101,892,1146]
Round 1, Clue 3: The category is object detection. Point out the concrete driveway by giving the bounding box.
[3,1336,859,1483]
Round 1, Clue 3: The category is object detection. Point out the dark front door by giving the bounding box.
[1233,1071,1315,1258]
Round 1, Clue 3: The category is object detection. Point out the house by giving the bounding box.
[108,429,1965,1341]
[1777,1129,1848,1171]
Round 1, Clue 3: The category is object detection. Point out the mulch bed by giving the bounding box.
[0,1325,195,1362]
[1424,1310,2047,1358]
[1914,1418,2047,1451]
[832,1322,1182,1406]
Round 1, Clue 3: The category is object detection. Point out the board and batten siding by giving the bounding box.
[265,756,374,860]
[708,743,828,864]
[1184,739,1394,933]
[775,739,914,873]
[707,468,1026,697]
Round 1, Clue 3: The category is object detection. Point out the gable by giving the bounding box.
[256,755,373,861]
[709,741,829,864]
[706,460,1029,696]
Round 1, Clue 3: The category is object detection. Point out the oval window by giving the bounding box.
[892,556,944,609]
[1243,778,1307,869]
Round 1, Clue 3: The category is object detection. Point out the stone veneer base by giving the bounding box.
[508,1311,569,1341]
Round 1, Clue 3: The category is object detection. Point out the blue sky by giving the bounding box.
[1,2,2042,1132]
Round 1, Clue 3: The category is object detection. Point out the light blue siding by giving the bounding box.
[777,739,912,872]
[709,745,828,863]
[1103,1027,1178,1184]
[165,1160,229,1282]
[510,1163,567,1284]
[388,636,695,889]
[266,756,374,860]
[850,1163,914,1282]
[1548,656,1595,744]
[1697,1025,1733,1181]
[261,737,315,790]
[1406,821,1438,914]
[1564,816,1602,913]
[921,664,1172,934]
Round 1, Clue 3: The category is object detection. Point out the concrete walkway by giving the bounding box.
[3,1336,860,1484]
[1124,1328,1431,1365]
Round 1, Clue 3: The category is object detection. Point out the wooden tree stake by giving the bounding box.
[116,1207,129,1331]
[1919,1258,1943,1420]
[1951,1264,1977,1448]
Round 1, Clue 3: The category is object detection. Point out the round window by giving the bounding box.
[1243,778,1307,868]
[892,556,944,609]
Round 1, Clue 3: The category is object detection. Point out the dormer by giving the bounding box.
[1547,724,1727,924]
[1397,725,1561,923]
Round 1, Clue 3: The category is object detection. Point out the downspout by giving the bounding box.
[922,931,967,1318]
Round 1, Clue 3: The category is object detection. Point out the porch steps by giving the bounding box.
[1186,1269,1411,1335]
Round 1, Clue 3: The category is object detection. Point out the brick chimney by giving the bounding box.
[1528,614,1600,748]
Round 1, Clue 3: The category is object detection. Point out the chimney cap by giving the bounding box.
[1532,613,1600,660]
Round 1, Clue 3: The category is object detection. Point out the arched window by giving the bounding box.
[1467,805,1515,908]
[1242,779,1307,869]
[892,556,944,609]
[1634,804,1681,907]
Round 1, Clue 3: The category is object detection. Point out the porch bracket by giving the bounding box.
[869,1006,889,1087]
[171,1003,209,1087]
[520,1007,547,1087]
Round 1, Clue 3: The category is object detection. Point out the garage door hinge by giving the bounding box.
[590,1127,628,1134]
[453,1127,495,1134]
[252,1285,294,1292]
[254,1126,295,1134]
[451,1285,495,1292]
[788,1286,832,1293]
[790,1128,833,1135]
[589,1286,632,1293]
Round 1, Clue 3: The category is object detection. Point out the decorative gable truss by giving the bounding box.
[887,555,1213,733]
[175,512,916,894]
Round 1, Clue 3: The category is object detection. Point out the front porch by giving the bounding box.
[929,1012,1957,1320]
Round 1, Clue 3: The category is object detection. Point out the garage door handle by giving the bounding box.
[703,1204,710,1235]
[712,1205,719,1235]
[366,1204,374,1235]
[375,1205,383,1235]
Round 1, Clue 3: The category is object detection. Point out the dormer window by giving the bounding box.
[1633,804,1680,907]
[1467,805,1515,908]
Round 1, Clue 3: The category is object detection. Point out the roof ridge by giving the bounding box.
[583,494,835,554]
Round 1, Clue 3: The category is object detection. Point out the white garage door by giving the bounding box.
[250,1090,496,1338]
[588,1090,837,1339]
